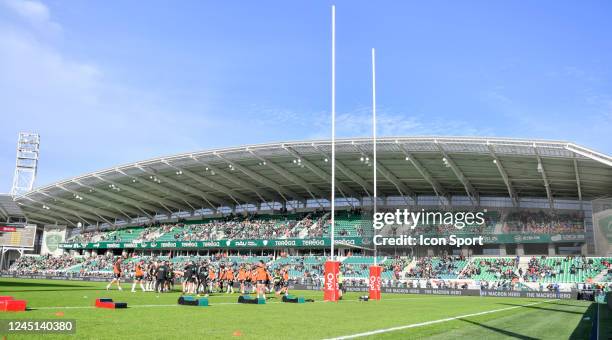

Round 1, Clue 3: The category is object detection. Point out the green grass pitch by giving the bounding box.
[0,279,603,339]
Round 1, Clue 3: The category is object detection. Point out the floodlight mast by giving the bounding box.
[11,132,40,196]
[330,5,336,261]
[372,48,377,266]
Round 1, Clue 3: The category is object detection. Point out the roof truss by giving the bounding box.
[436,142,479,206]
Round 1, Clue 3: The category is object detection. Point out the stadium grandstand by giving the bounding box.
[1,137,611,292]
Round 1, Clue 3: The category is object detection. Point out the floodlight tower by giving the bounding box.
[10,132,40,196]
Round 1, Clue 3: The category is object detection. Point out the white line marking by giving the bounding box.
[597,302,600,340]
[325,299,557,339]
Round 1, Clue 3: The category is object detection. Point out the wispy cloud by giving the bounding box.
[0,1,216,189]
[479,73,612,153]
[1,0,61,35]
[246,105,494,140]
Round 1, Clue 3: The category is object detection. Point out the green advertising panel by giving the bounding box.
[60,237,365,250]
[59,233,584,250]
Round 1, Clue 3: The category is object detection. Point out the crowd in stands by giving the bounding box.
[460,256,612,284]
[6,253,612,286]
[139,225,173,241]
[462,257,518,281]
[502,210,584,234]
[405,255,466,279]
[63,207,589,248]
[68,230,108,243]
[7,254,84,274]
[270,254,324,282]
[521,256,609,283]
[383,256,411,280]
[66,213,329,244]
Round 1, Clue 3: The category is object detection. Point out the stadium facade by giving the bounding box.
[2,137,612,265]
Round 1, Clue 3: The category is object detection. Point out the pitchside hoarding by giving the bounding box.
[292,284,576,299]
[0,274,577,299]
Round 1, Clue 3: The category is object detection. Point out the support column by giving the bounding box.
[516,244,525,256]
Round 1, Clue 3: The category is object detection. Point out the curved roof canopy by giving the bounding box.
[14,137,612,227]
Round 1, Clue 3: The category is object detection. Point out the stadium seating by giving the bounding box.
[523,257,612,283]
[9,253,611,285]
[502,210,585,234]
[406,256,468,279]
[269,256,324,278]
[461,257,518,281]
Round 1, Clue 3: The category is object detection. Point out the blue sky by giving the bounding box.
[1,0,611,191]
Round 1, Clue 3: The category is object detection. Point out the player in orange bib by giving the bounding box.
[237,266,247,294]
[225,267,235,293]
[218,266,227,292]
[208,267,217,293]
[255,261,269,299]
[106,257,123,291]
[249,266,258,293]
[131,259,146,292]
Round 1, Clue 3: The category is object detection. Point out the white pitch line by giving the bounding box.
[325,299,557,339]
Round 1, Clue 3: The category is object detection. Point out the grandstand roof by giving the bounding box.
[0,194,24,222]
[13,137,612,227]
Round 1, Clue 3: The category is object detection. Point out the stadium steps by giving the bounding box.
[300,212,329,238]
[403,258,417,275]
[516,257,530,277]
[515,282,536,291]
[493,222,503,234]
[593,270,608,282]
[458,257,475,278]
[65,262,86,273]
[289,217,305,236]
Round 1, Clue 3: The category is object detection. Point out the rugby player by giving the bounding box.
[208,266,217,293]
[225,266,235,293]
[106,257,123,291]
[255,261,271,299]
[155,261,168,293]
[131,259,146,292]
[237,265,247,294]
[182,261,197,294]
[146,261,156,292]
[196,261,209,296]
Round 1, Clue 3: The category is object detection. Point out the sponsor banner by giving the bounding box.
[0,226,17,232]
[58,232,585,250]
[59,237,364,250]
[291,284,577,299]
[323,261,340,302]
[368,266,382,300]
[0,274,110,282]
[0,274,578,300]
